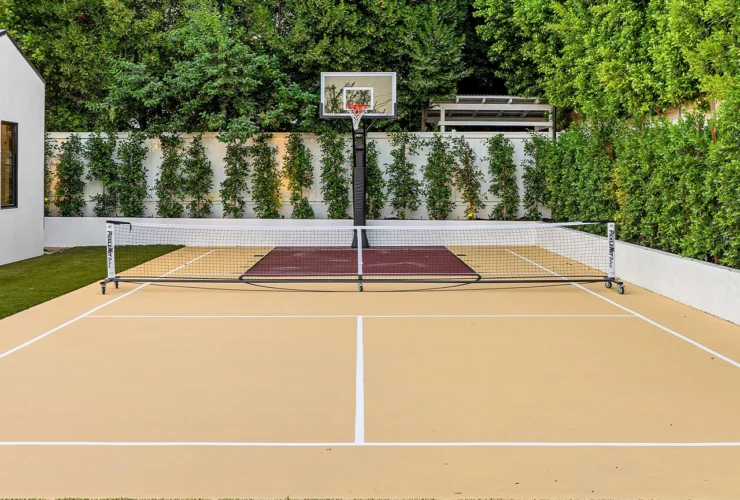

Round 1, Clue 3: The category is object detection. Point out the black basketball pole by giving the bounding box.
[351,121,369,248]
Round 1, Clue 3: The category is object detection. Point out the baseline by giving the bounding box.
[0,441,739,447]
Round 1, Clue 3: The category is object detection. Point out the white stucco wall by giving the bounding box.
[47,131,547,221]
[0,33,45,266]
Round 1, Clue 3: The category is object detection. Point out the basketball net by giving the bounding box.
[346,103,370,131]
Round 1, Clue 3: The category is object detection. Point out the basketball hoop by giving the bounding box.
[346,103,371,130]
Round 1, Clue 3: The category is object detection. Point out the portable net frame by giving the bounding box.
[101,221,623,293]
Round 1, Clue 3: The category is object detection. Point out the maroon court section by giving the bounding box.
[241,246,478,278]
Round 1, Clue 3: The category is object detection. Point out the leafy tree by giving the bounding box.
[282,132,314,219]
[386,132,422,219]
[404,1,472,130]
[521,134,552,221]
[365,140,386,219]
[422,134,455,220]
[486,134,519,220]
[318,130,350,219]
[181,135,214,218]
[117,131,149,217]
[54,134,86,217]
[155,134,184,218]
[250,133,282,218]
[451,136,484,219]
[219,138,250,218]
[85,132,119,217]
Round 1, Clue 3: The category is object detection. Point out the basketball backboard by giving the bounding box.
[320,72,397,119]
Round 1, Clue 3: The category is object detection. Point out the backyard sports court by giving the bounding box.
[2,222,740,499]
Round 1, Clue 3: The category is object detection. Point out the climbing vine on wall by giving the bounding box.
[422,134,455,220]
[85,132,119,217]
[386,132,422,219]
[155,134,185,218]
[365,140,386,219]
[54,134,86,217]
[117,131,149,218]
[219,138,250,219]
[451,136,485,220]
[251,133,282,219]
[44,135,56,216]
[486,134,519,220]
[318,130,350,219]
[182,135,214,218]
[283,132,314,219]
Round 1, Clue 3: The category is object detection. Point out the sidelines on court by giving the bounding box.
[506,249,740,370]
[355,316,364,444]
[85,314,636,319]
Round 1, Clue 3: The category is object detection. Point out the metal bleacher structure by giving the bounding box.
[427,95,554,133]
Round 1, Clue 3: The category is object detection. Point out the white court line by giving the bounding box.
[506,249,740,370]
[355,316,365,444]
[0,250,215,361]
[85,314,636,319]
[0,441,739,447]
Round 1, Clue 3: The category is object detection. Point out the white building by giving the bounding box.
[0,30,45,265]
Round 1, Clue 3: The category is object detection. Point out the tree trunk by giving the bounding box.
[420,102,429,132]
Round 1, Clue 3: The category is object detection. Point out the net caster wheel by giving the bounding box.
[358,282,364,292]
[115,281,119,289]
[101,284,107,295]
[617,284,625,294]
[604,281,612,289]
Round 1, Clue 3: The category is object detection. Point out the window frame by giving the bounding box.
[1,121,19,209]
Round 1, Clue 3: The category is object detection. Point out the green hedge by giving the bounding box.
[528,96,740,269]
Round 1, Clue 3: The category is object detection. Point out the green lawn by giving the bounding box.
[0,246,179,320]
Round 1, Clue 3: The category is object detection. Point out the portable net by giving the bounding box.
[346,103,370,130]
[106,221,616,285]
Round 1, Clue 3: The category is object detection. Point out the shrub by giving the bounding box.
[155,134,185,218]
[54,134,86,217]
[451,135,485,219]
[486,134,519,220]
[219,138,250,219]
[251,133,282,218]
[386,132,422,219]
[318,130,350,219]
[521,134,552,220]
[85,132,119,217]
[182,135,214,218]
[283,132,314,219]
[44,135,56,216]
[117,131,149,217]
[422,134,455,220]
[365,140,386,219]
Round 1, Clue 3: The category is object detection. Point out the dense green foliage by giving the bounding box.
[85,132,119,217]
[0,246,178,320]
[155,134,185,218]
[219,138,250,219]
[54,134,86,217]
[386,132,423,219]
[422,134,455,220]
[283,133,314,219]
[451,135,485,219]
[182,135,214,218]
[485,134,519,220]
[0,0,498,132]
[521,134,550,220]
[117,131,149,217]
[365,140,386,220]
[250,133,282,219]
[318,131,350,219]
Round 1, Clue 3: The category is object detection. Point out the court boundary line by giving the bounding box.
[0,250,215,361]
[85,314,637,319]
[1,441,739,447]
[355,316,364,444]
[506,249,740,370]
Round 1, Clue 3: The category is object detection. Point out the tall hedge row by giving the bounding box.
[528,97,740,269]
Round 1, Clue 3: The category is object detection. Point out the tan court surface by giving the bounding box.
[1,278,740,499]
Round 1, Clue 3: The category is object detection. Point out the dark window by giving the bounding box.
[1,122,18,208]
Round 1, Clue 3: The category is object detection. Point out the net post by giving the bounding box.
[106,222,116,280]
[607,222,616,280]
[356,227,363,285]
